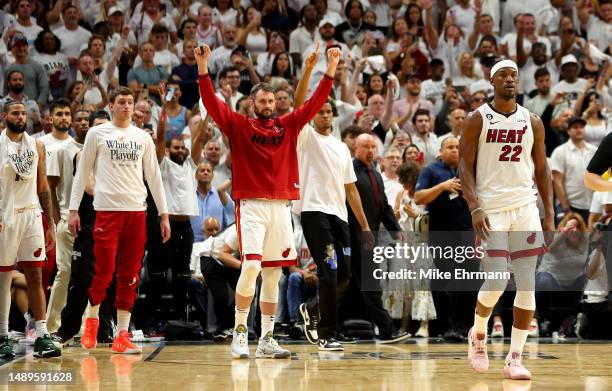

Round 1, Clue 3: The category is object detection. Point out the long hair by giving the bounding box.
[270,52,294,79]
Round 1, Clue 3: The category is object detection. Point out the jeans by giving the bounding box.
[287,272,317,323]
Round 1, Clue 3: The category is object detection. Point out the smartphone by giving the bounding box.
[453,85,466,94]
[165,86,175,102]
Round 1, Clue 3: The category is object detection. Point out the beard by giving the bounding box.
[170,152,186,165]
[6,119,27,133]
[254,107,273,120]
[9,84,25,94]
[53,122,71,132]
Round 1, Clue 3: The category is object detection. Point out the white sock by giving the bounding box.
[509,326,529,356]
[117,310,131,333]
[261,314,275,339]
[35,320,49,338]
[0,272,11,337]
[474,312,490,337]
[87,304,100,319]
[24,312,33,325]
[234,307,249,329]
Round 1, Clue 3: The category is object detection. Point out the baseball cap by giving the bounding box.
[567,116,586,128]
[108,6,123,15]
[11,35,28,47]
[318,18,334,28]
[561,54,578,67]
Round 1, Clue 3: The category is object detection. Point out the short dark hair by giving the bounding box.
[534,67,550,80]
[49,98,71,114]
[3,100,25,114]
[151,23,169,35]
[109,87,136,104]
[401,143,421,161]
[236,95,249,111]
[88,34,106,50]
[412,109,430,124]
[396,161,421,188]
[178,18,197,40]
[479,34,497,46]
[7,70,24,82]
[219,66,241,79]
[88,110,110,126]
[250,83,275,99]
[73,109,90,118]
[274,86,294,101]
[341,125,365,140]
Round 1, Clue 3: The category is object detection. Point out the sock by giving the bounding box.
[234,307,249,329]
[117,310,131,333]
[509,326,529,356]
[35,320,49,338]
[474,311,490,337]
[261,314,275,339]
[0,272,11,337]
[24,312,33,325]
[87,304,100,319]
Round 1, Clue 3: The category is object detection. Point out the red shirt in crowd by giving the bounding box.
[198,73,334,200]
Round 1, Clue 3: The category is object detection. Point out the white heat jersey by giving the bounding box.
[0,135,39,210]
[475,103,538,213]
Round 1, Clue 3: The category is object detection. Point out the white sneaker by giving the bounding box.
[255,332,290,359]
[527,321,539,338]
[231,325,249,359]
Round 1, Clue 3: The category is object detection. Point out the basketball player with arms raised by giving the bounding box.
[459,60,554,380]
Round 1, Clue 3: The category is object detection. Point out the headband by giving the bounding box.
[491,59,518,77]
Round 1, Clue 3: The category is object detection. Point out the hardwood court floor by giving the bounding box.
[1,338,611,390]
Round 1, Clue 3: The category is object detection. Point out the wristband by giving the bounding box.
[470,207,483,215]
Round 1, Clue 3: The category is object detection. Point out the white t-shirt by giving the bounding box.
[501,33,552,58]
[53,26,92,59]
[47,139,83,219]
[160,156,198,216]
[382,173,402,210]
[69,122,168,214]
[133,49,180,75]
[190,224,238,271]
[5,20,42,45]
[519,58,558,95]
[294,125,357,222]
[447,5,476,37]
[420,79,446,115]
[31,51,70,86]
[550,140,597,210]
[585,15,612,53]
[550,78,589,116]
[39,133,72,176]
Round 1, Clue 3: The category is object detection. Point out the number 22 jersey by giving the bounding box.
[475,103,538,214]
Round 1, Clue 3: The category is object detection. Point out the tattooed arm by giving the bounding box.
[36,141,56,251]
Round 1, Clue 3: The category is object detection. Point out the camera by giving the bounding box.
[590,221,608,250]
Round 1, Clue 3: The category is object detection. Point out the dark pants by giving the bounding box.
[187,277,208,327]
[200,256,241,331]
[580,301,612,339]
[301,212,352,339]
[287,272,317,323]
[535,271,585,330]
[145,220,194,320]
[57,223,115,342]
[606,223,612,303]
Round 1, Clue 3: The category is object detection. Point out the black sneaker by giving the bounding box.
[379,330,411,344]
[213,328,233,342]
[0,335,15,358]
[299,303,318,344]
[288,323,304,340]
[318,338,344,351]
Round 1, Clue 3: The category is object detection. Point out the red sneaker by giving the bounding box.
[111,331,142,354]
[81,318,99,350]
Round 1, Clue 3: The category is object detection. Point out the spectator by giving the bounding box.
[335,0,369,47]
[208,24,238,78]
[127,42,169,105]
[53,5,92,66]
[171,38,200,110]
[163,80,192,141]
[134,24,180,75]
[203,139,231,187]
[311,0,344,26]
[195,5,222,49]
[411,109,439,165]
[74,54,109,110]
[2,0,43,45]
[447,0,477,38]
[130,0,178,46]
[289,4,320,68]
[175,18,198,59]
[438,108,465,149]
[211,0,239,27]
[341,125,365,156]
[380,147,403,209]
[502,13,551,64]
[268,52,296,87]
[524,67,553,117]
[32,30,69,101]
[190,161,235,242]
[550,117,597,223]
[0,70,41,134]
[236,7,267,63]
[392,73,434,134]
[576,90,609,146]
[420,58,446,116]
[3,34,49,107]
[229,45,261,96]
[274,86,294,116]
[256,31,289,79]
[576,0,612,53]
[550,54,588,117]
[517,39,557,96]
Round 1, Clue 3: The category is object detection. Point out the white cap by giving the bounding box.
[318,18,334,28]
[490,59,518,77]
[561,54,578,67]
[108,6,123,15]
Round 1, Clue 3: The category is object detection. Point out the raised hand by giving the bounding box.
[194,45,211,62]
[304,41,320,69]
[327,47,341,65]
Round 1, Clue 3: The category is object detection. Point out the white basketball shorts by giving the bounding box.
[0,208,46,270]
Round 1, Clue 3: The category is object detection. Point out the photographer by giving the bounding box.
[585,132,612,301]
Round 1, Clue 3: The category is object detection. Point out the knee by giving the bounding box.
[535,272,556,290]
[288,272,302,286]
[514,290,535,311]
[235,261,261,298]
[260,267,281,303]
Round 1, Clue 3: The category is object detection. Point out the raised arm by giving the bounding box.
[190,115,206,164]
[195,45,235,137]
[380,79,395,131]
[36,141,56,251]
[294,42,319,108]
[531,113,555,235]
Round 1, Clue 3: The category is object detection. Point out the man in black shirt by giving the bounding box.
[585,132,612,301]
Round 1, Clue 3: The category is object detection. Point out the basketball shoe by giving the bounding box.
[299,303,318,344]
[468,327,489,373]
[0,335,15,358]
[81,318,99,350]
[111,331,142,354]
[503,352,532,380]
[255,332,290,358]
[231,324,250,359]
[33,334,62,358]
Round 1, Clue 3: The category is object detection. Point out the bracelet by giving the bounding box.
[470,207,483,215]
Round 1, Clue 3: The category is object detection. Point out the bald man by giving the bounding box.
[345,134,408,343]
[203,217,221,238]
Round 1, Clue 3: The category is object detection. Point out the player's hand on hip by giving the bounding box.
[68,210,81,238]
[194,45,211,62]
[160,214,171,243]
[45,225,56,252]
[472,209,491,241]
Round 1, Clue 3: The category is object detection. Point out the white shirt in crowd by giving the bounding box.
[294,125,357,222]
[69,122,168,214]
[160,156,199,216]
[550,140,597,210]
[52,25,92,59]
[190,224,238,273]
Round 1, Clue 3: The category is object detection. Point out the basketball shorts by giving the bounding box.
[479,202,546,261]
[236,199,297,268]
[0,208,46,270]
